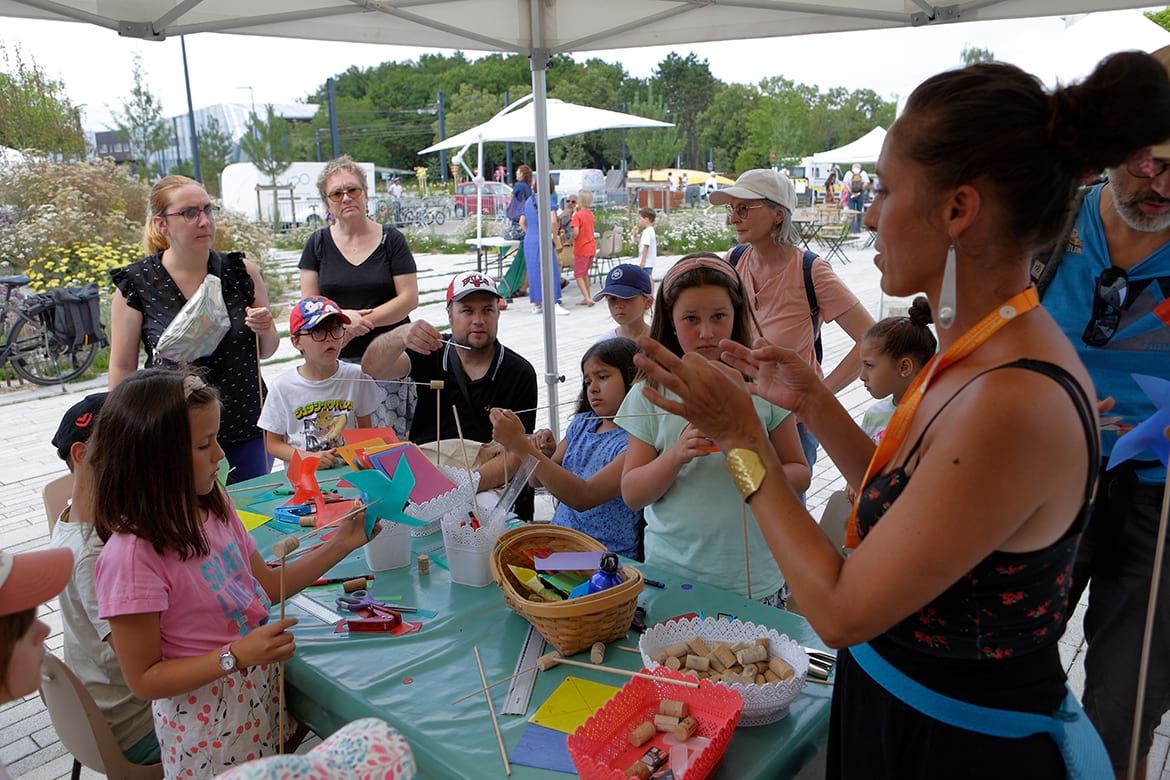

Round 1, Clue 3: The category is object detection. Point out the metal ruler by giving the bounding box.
[288,594,342,625]
[500,623,545,715]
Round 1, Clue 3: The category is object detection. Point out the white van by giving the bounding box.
[551,168,606,207]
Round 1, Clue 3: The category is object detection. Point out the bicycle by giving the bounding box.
[0,275,100,385]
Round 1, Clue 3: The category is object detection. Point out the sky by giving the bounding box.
[0,10,1163,132]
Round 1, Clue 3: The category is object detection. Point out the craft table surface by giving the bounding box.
[237,466,833,779]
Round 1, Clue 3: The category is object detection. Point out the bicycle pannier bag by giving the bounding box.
[48,283,109,349]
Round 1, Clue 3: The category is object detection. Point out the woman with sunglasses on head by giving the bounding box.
[713,169,875,483]
[632,53,1170,778]
[109,175,279,483]
[299,156,419,438]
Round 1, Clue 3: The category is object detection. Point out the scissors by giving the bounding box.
[335,590,400,619]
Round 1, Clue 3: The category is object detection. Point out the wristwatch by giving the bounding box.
[725,448,767,501]
[218,643,239,675]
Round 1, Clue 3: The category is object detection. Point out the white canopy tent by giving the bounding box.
[0,0,1154,435]
[810,126,887,165]
[419,96,671,247]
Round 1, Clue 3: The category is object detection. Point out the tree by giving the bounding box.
[698,84,760,172]
[198,116,235,197]
[111,52,169,178]
[652,53,717,168]
[0,42,85,158]
[961,45,995,65]
[239,105,293,225]
[1149,7,1170,32]
[625,87,685,177]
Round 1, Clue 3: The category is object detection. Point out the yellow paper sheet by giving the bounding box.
[529,676,620,735]
[237,510,271,532]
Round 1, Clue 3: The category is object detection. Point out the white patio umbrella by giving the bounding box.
[0,0,1150,437]
[419,95,672,249]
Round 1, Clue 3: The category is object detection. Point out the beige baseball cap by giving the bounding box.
[1152,45,1170,158]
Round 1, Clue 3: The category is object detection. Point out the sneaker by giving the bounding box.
[531,304,542,314]
[554,303,571,316]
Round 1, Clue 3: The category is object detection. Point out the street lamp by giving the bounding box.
[237,86,256,116]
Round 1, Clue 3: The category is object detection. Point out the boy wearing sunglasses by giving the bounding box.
[258,296,382,467]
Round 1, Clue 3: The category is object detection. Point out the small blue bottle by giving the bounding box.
[587,553,623,594]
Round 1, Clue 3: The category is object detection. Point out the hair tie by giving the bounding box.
[661,256,741,296]
[183,374,208,399]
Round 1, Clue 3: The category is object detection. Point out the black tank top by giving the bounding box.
[856,360,1098,689]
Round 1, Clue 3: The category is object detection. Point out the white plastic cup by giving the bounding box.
[445,543,494,587]
[364,520,411,571]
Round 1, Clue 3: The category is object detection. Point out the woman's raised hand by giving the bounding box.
[244,306,275,334]
[720,338,823,417]
[634,337,765,448]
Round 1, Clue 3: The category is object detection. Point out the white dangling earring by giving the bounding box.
[937,242,957,329]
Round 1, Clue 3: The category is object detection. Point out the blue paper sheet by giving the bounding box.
[509,723,576,774]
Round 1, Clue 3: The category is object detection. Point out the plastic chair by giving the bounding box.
[39,653,163,780]
[591,229,621,286]
[43,473,72,531]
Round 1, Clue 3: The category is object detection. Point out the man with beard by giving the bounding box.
[1037,45,1170,779]
[363,271,537,518]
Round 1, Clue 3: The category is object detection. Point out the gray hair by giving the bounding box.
[766,200,801,247]
[317,155,368,202]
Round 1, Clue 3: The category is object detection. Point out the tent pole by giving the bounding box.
[530,0,561,440]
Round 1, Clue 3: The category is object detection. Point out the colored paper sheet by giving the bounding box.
[529,676,620,735]
[341,459,427,534]
[287,451,324,506]
[509,723,576,774]
[534,551,606,571]
[341,427,401,446]
[371,444,457,505]
[237,509,271,533]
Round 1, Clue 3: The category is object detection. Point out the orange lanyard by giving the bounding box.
[844,286,1040,548]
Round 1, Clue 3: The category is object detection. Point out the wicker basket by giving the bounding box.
[491,525,643,656]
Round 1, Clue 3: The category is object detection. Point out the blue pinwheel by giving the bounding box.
[1107,374,1170,471]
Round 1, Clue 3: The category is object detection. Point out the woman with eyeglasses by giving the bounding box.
[299,156,419,438]
[630,54,1170,778]
[109,175,279,483]
[712,168,875,480]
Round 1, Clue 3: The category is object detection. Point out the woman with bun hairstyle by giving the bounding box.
[628,54,1170,777]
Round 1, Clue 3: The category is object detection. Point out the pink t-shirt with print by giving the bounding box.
[735,245,860,377]
[95,505,271,660]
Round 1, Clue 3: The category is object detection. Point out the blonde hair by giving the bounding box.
[576,190,594,208]
[317,155,368,203]
[142,175,202,255]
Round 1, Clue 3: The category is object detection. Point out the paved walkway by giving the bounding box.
[0,240,1166,777]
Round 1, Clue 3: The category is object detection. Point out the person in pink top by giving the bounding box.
[92,368,372,779]
[568,190,598,305]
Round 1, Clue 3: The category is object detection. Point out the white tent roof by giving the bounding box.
[810,127,887,165]
[1002,10,1170,87]
[419,99,671,153]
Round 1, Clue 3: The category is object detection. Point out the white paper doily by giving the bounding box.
[403,465,480,536]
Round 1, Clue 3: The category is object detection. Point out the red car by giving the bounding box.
[453,181,511,217]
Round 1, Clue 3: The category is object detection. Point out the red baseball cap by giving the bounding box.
[446,272,501,304]
[290,296,351,335]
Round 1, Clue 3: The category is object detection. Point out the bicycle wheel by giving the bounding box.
[433,208,446,225]
[8,312,98,385]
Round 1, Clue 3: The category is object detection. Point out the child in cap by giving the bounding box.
[0,546,73,778]
[47,392,161,766]
[258,296,382,468]
[594,263,652,342]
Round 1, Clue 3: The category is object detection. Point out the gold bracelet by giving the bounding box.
[725,448,766,501]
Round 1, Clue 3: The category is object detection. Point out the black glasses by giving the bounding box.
[1082,266,1128,347]
[326,186,364,203]
[161,204,220,223]
[1125,156,1170,179]
[304,323,345,342]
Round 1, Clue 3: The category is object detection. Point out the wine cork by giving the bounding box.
[417,554,430,575]
[342,577,367,593]
[756,674,767,685]
[625,762,652,780]
[735,644,768,665]
[298,516,316,527]
[764,669,782,684]
[706,652,726,673]
[713,645,738,669]
[628,721,655,747]
[272,536,299,558]
[653,713,680,731]
[755,637,770,649]
[649,649,669,666]
[686,636,709,656]
[768,656,796,681]
[429,380,445,390]
[671,715,698,741]
[684,654,709,672]
[664,656,682,671]
[536,652,561,671]
[659,699,688,719]
[664,642,690,659]
[590,642,605,664]
[741,663,758,679]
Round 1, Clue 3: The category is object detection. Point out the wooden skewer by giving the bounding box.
[451,405,483,521]
[473,645,511,776]
[547,653,700,688]
[616,645,641,654]
[430,380,444,468]
[743,502,753,601]
[294,500,379,543]
[451,665,538,705]
[272,536,299,753]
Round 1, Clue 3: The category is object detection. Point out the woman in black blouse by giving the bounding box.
[299,156,419,436]
[109,175,279,483]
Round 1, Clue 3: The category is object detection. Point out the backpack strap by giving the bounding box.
[312,227,328,261]
[728,243,749,268]
[1031,186,1089,298]
[802,249,823,365]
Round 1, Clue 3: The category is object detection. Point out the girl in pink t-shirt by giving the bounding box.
[92,368,371,779]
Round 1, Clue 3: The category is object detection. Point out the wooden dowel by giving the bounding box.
[743,503,752,601]
[295,500,379,543]
[451,663,537,705]
[451,406,483,521]
[473,645,511,776]
[552,655,700,688]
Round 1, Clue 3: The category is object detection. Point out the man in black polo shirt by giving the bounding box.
[363,271,537,518]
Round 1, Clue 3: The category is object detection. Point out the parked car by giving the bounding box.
[453,181,511,217]
[551,168,606,208]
